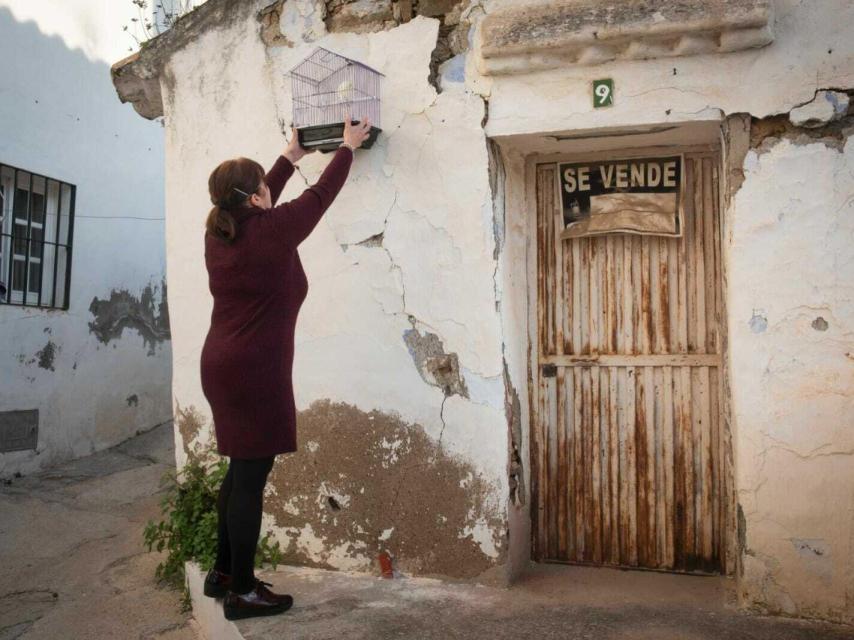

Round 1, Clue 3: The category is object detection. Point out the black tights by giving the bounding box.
[214,456,276,594]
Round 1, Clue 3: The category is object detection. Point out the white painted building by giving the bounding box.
[0,2,171,476]
[112,0,854,624]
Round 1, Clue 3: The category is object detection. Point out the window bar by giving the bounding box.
[51,180,63,309]
[62,184,76,310]
[23,171,33,306]
[0,181,3,302]
[0,178,4,303]
[36,179,48,308]
[6,169,17,305]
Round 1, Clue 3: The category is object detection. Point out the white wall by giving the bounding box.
[476,0,854,138]
[0,5,170,476]
[162,1,507,578]
[477,0,854,622]
[729,139,854,621]
[149,0,852,613]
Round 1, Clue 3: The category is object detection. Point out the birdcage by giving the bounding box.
[289,47,383,152]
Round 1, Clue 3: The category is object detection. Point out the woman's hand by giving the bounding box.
[343,113,371,150]
[284,127,313,164]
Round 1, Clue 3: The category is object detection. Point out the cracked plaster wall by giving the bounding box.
[153,0,853,607]
[0,9,171,478]
[162,2,508,580]
[475,0,854,141]
[727,136,854,623]
[473,0,854,622]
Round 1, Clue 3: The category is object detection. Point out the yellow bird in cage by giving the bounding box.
[336,79,355,103]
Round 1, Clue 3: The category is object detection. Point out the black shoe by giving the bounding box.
[223,580,293,621]
[204,568,232,598]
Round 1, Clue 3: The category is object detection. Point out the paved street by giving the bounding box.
[3,422,854,640]
[0,423,200,640]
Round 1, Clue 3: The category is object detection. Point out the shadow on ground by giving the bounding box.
[0,422,200,640]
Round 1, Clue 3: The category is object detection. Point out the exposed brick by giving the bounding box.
[417,0,460,18]
[327,0,394,33]
[395,0,413,22]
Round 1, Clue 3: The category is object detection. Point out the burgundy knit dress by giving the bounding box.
[200,147,353,459]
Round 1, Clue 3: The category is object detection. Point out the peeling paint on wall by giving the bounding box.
[749,310,767,334]
[266,399,504,578]
[16,340,60,372]
[35,341,58,371]
[811,316,829,331]
[175,403,205,457]
[487,138,505,264]
[730,112,854,623]
[326,0,394,33]
[737,503,747,576]
[88,281,170,355]
[403,324,468,398]
[259,0,292,47]
[503,361,524,506]
[750,95,854,154]
[789,538,834,588]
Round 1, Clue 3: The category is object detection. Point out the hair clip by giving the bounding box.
[232,186,251,198]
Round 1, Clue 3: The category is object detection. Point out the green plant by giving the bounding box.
[143,444,283,609]
[122,1,199,52]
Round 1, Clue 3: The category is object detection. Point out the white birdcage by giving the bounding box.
[289,47,383,152]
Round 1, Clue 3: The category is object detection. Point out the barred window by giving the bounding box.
[0,164,75,309]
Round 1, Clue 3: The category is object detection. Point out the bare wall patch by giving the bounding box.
[320,0,471,90]
[750,108,854,154]
[36,341,58,371]
[18,341,60,371]
[403,326,468,398]
[811,316,829,331]
[503,361,524,506]
[88,281,170,355]
[175,403,205,458]
[267,399,504,579]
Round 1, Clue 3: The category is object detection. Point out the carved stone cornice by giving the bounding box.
[477,0,774,75]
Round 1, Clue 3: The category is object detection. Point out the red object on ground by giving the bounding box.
[378,552,394,579]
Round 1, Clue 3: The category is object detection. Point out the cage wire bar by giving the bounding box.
[289,48,383,151]
[0,162,75,309]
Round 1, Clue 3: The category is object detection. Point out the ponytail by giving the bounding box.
[206,205,237,243]
[206,157,266,244]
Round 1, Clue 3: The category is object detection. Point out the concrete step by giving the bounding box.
[186,561,854,640]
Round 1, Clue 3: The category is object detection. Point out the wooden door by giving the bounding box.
[533,151,730,573]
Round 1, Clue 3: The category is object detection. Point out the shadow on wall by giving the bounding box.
[0,6,164,204]
[0,5,168,331]
[0,7,169,469]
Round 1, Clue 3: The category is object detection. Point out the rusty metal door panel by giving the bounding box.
[533,154,728,573]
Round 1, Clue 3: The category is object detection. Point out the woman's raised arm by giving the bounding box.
[268,146,353,247]
[264,156,294,206]
[268,117,371,247]
[265,128,313,205]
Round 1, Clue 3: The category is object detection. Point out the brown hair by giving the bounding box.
[206,157,266,243]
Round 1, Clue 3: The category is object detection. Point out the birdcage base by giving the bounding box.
[297,123,381,153]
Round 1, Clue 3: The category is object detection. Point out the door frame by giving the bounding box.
[525,141,736,575]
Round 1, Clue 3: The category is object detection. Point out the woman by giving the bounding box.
[199,117,372,621]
